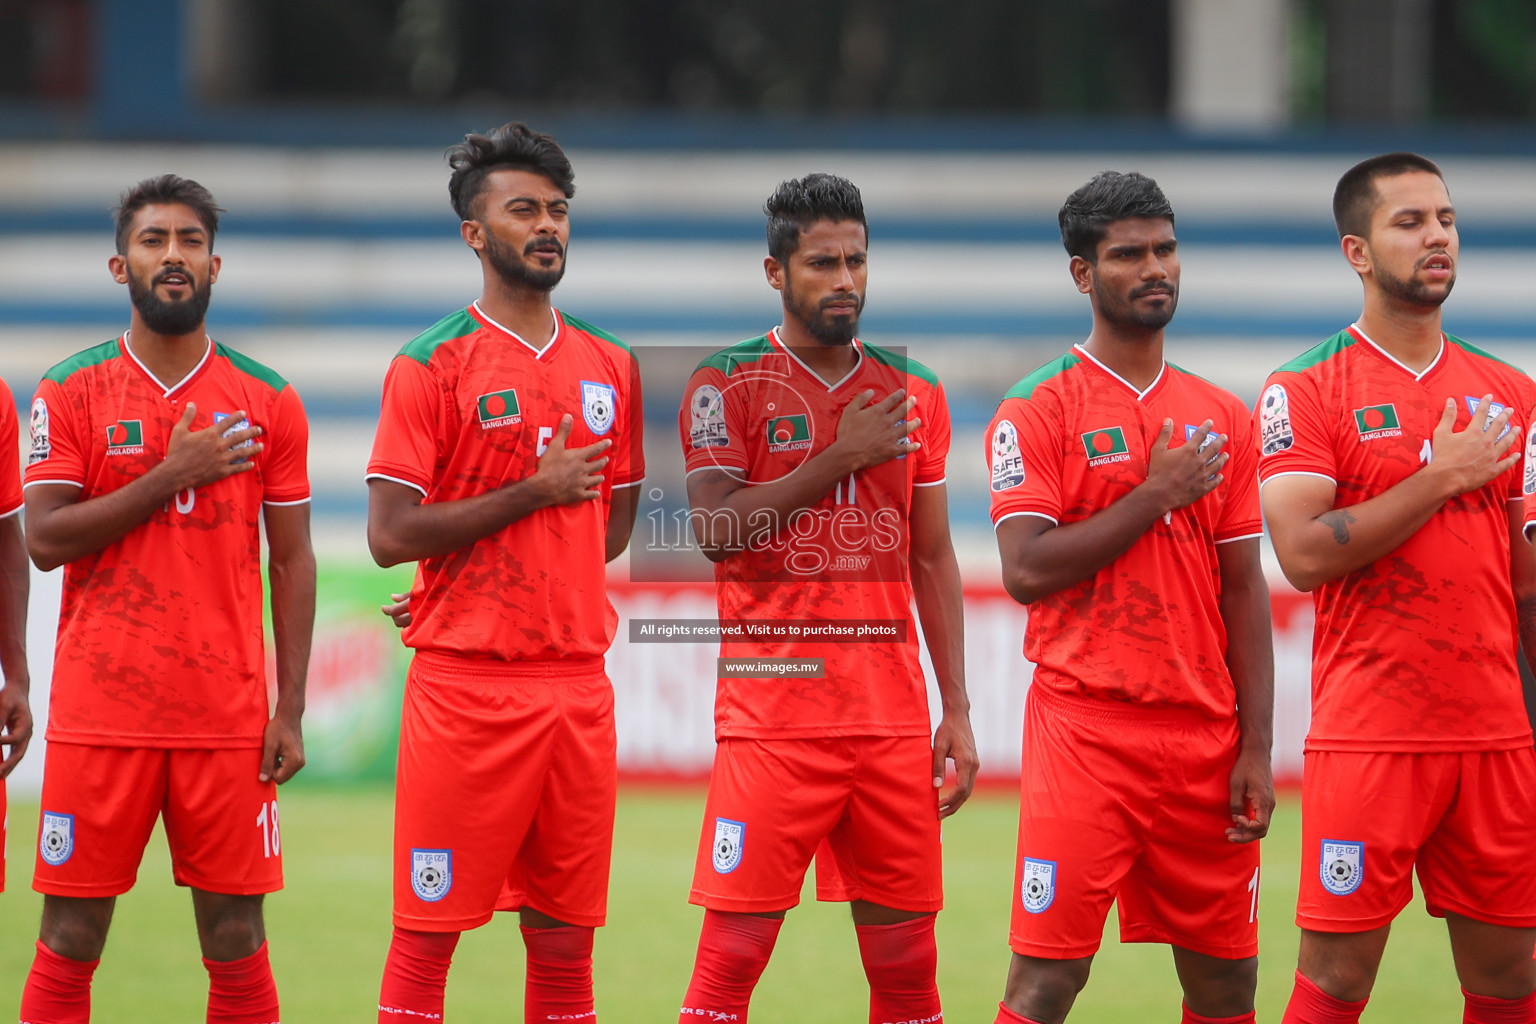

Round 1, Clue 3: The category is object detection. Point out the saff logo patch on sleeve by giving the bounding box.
[990,420,1025,491]
[477,389,522,429]
[766,414,812,453]
[1080,426,1130,467]
[582,380,617,435]
[712,817,745,874]
[410,848,452,902]
[1353,404,1402,441]
[1319,839,1363,896]
[40,811,74,867]
[1259,383,1294,456]
[105,419,144,455]
[1021,857,1056,913]
[689,384,729,448]
[1524,419,1536,495]
[28,398,49,465]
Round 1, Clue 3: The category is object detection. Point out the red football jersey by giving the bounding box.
[24,335,310,748]
[0,377,22,518]
[367,304,644,663]
[1258,325,1535,752]
[988,345,1261,719]
[678,330,950,739]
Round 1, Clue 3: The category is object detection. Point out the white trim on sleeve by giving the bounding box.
[913,477,947,487]
[262,497,312,507]
[685,464,748,478]
[1258,470,1336,488]
[611,478,645,489]
[1214,531,1264,545]
[0,502,21,519]
[363,472,428,497]
[993,510,1058,529]
[23,479,84,490]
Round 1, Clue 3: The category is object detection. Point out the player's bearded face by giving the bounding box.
[1373,255,1455,307]
[1359,171,1457,310]
[782,270,863,346]
[483,224,566,292]
[1095,273,1178,332]
[126,263,213,336]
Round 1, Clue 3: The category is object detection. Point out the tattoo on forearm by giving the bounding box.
[1318,509,1356,545]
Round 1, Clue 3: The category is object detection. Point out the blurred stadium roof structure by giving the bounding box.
[2,0,1535,560]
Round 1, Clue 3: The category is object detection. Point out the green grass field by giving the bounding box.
[0,788,1465,1022]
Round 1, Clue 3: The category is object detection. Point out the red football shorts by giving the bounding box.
[689,735,942,914]
[33,742,281,897]
[1011,686,1261,960]
[1298,748,1536,932]
[393,652,616,931]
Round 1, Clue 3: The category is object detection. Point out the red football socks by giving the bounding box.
[18,941,99,1024]
[203,941,280,1024]
[678,910,783,1023]
[1280,971,1368,1024]
[521,925,596,1023]
[856,917,942,1024]
[993,1003,1046,1024]
[378,927,460,1022]
[1463,988,1536,1023]
[1182,1004,1256,1024]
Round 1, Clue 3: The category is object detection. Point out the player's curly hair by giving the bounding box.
[113,175,224,255]
[1059,171,1175,263]
[1332,152,1444,239]
[764,173,868,262]
[447,121,575,221]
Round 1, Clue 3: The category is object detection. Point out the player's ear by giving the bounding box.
[207,253,221,285]
[461,219,485,253]
[1341,234,1371,277]
[1068,254,1094,296]
[108,253,128,284]
[764,255,784,293]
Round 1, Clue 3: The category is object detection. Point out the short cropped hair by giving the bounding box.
[114,174,223,255]
[1332,152,1445,239]
[1058,171,1175,263]
[447,121,575,220]
[764,173,868,261]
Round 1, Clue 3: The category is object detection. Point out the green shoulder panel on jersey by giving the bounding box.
[1447,334,1527,374]
[42,338,121,385]
[1274,329,1358,375]
[216,343,289,393]
[1166,361,1216,386]
[696,335,776,374]
[560,311,633,354]
[860,342,940,387]
[398,308,480,366]
[1003,352,1081,401]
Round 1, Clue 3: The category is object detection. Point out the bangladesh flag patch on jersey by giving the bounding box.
[477,389,522,428]
[766,413,812,452]
[105,419,144,455]
[1080,426,1130,466]
[1353,403,1402,441]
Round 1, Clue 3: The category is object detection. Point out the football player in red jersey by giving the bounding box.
[1261,154,1536,1024]
[675,173,977,1024]
[19,175,314,1024]
[987,171,1273,1024]
[0,374,30,895]
[367,122,643,1023]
